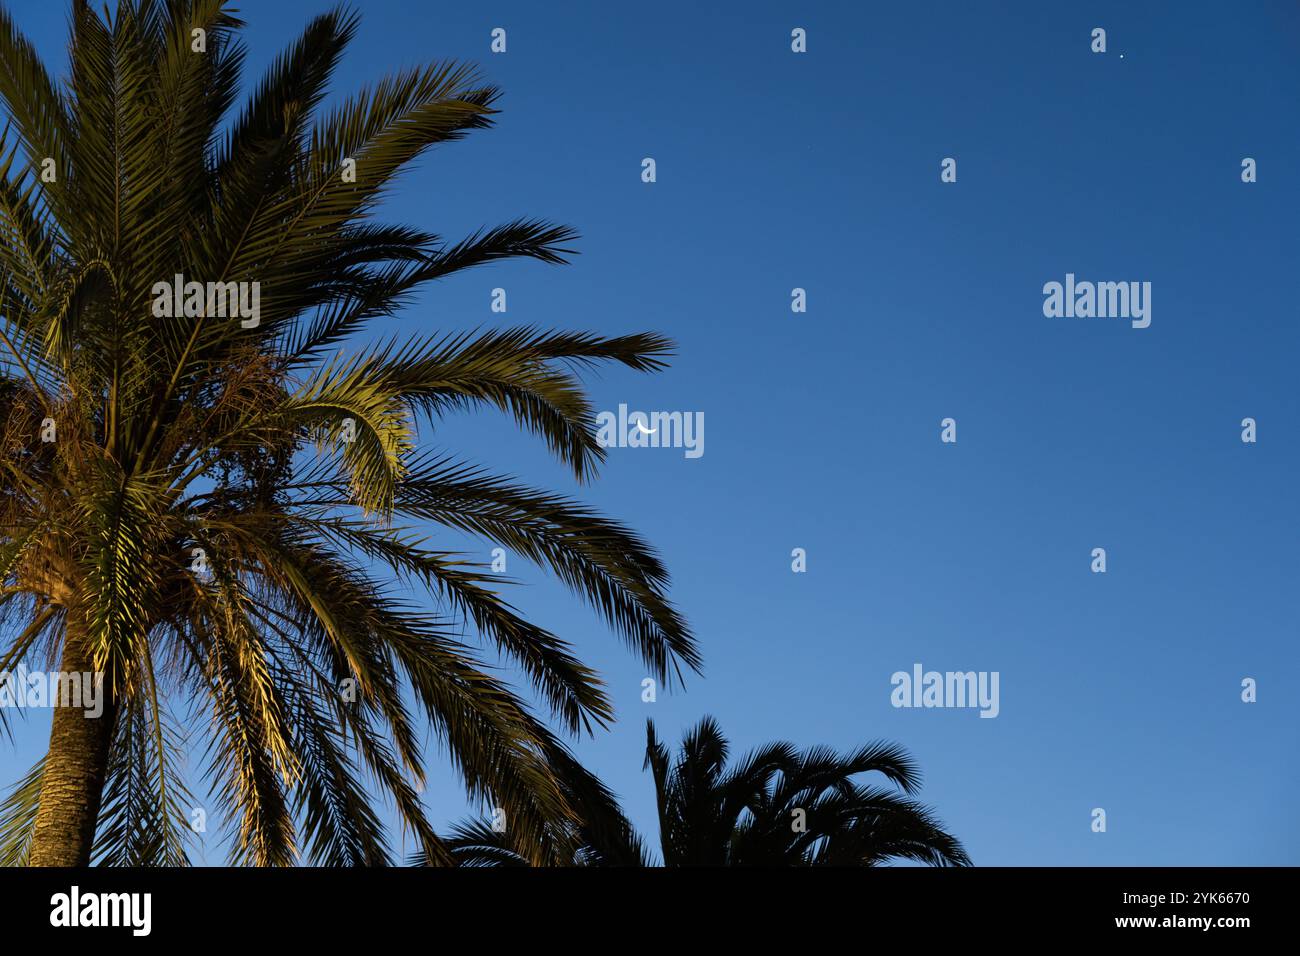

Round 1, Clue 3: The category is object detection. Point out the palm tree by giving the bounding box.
[647,717,968,866]
[0,1,697,866]
[439,716,969,866]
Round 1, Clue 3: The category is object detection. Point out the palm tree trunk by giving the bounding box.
[27,624,118,867]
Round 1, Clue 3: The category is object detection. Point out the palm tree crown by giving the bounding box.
[645,717,969,866]
[0,0,696,866]
[439,716,970,867]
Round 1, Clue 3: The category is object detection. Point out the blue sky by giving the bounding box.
[3,0,1297,865]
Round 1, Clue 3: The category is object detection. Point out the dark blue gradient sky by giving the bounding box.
[3,0,1297,865]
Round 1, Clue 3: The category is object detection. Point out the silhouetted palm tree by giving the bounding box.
[0,1,696,867]
[438,716,969,866]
